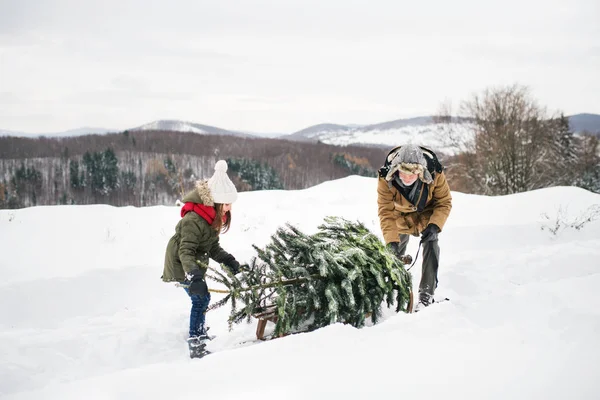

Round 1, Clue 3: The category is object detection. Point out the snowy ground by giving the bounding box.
[1,176,599,399]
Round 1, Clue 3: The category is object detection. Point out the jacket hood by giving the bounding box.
[181,180,215,206]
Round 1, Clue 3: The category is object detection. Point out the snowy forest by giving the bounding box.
[0,133,383,208]
[1,85,599,209]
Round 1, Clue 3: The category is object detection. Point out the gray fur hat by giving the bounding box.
[385,144,433,184]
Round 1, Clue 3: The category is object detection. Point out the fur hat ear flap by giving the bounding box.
[207,160,238,204]
[385,144,434,184]
[421,169,434,184]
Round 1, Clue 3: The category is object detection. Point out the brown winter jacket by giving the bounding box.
[162,180,236,283]
[377,147,452,244]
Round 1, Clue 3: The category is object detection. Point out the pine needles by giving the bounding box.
[207,216,412,337]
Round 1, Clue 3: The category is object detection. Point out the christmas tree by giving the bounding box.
[207,216,412,337]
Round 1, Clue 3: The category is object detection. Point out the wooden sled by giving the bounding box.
[254,288,415,340]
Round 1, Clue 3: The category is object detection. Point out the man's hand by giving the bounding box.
[387,242,413,265]
[420,224,440,243]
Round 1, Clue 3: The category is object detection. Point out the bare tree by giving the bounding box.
[459,84,558,195]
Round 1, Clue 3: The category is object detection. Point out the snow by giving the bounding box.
[133,120,208,134]
[1,176,599,399]
[0,128,114,138]
[301,122,476,155]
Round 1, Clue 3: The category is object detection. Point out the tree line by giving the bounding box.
[0,132,384,208]
[1,84,598,209]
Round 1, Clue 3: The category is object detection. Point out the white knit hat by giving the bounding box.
[208,160,238,204]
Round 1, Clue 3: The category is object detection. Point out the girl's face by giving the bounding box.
[399,171,418,186]
[222,203,232,213]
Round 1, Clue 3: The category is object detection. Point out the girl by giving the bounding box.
[162,160,241,353]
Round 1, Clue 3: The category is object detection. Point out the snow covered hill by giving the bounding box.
[1,178,600,399]
[3,114,598,144]
[282,113,600,154]
[0,129,27,136]
[0,127,115,137]
[283,117,476,155]
[131,119,255,138]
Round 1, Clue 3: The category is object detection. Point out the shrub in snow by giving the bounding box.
[540,204,600,235]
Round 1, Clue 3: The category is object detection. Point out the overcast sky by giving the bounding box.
[1,0,599,134]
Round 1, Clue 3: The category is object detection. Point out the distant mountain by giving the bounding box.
[281,117,475,155]
[285,123,353,142]
[0,129,26,136]
[0,127,114,137]
[568,113,600,135]
[130,120,255,138]
[56,127,115,136]
[0,120,262,139]
[281,113,600,153]
[2,113,598,143]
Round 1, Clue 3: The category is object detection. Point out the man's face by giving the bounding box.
[399,171,418,185]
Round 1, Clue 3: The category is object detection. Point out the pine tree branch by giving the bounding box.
[203,217,412,336]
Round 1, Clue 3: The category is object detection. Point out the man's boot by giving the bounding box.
[415,239,440,312]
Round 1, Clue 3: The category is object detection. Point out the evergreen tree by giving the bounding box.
[11,164,42,206]
[332,153,377,177]
[206,217,412,337]
[69,160,82,189]
[227,158,284,190]
[548,114,578,185]
[101,148,119,193]
[574,134,600,193]
[82,151,100,194]
[82,148,120,197]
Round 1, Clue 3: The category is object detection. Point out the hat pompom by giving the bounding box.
[208,159,238,204]
[215,160,228,173]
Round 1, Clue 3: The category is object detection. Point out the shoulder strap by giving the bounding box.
[378,165,389,179]
[419,146,443,174]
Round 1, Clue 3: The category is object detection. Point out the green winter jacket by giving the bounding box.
[162,180,236,283]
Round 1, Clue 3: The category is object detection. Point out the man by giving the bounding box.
[377,144,452,311]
